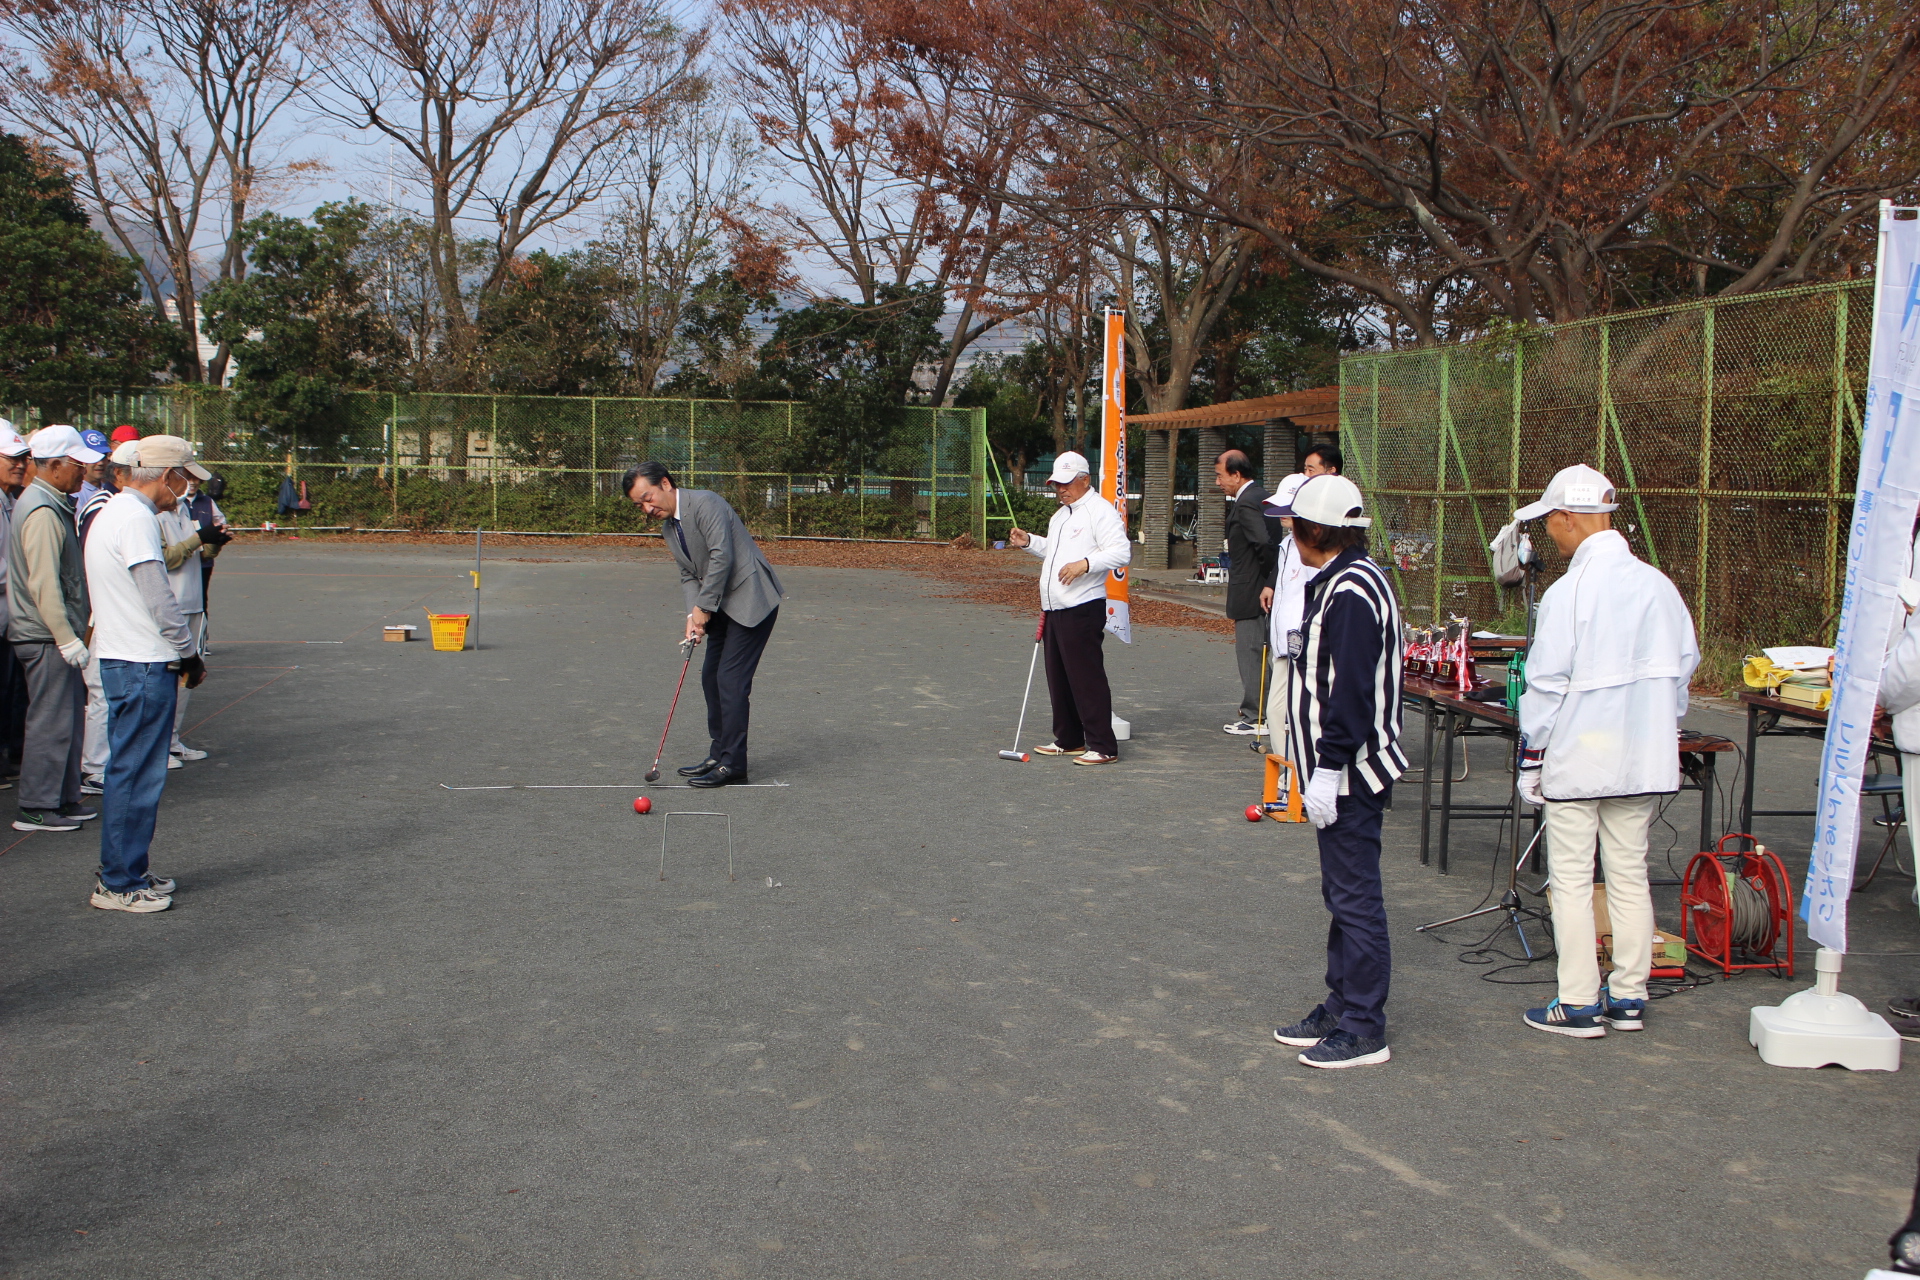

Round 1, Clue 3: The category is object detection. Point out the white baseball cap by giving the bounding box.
[1291,473,1371,528]
[0,423,29,459]
[1514,464,1619,522]
[28,424,108,464]
[1046,451,1091,484]
[1263,473,1308,516]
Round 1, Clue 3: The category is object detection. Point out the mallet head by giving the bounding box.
[644,768,661,782]
[998,750,1029,762]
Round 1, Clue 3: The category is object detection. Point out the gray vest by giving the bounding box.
[5,480,87,644]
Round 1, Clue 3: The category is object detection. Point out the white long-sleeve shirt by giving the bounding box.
[1267,533,1308,655]
[1024,490,1131,611]
[1518,529,1699,800]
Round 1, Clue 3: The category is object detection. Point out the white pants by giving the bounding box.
[82,649,108,776]
[1544,794,1659,1006]
[171,613,206,750]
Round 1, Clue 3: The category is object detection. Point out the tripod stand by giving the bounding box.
[1416,824,1550,956]
[1415,524,1549,954]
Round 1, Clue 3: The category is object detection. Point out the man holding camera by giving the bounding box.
[1514,464,1698,1037]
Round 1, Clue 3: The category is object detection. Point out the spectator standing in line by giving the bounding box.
[84,434,208,913]
[73,429,115,512]
[1515,464,1698,1040]
[1006,450,1133,766]
[157,474,229,761]
[625,462,785,789]
[78,442,132,793]
[182,475,227,653]
[1215,449,1276,737]
[0,423,31,791]
[1302,443,1342,478]
[1257,473,1310,748]
[8,426,105,833]
[1270,473,1406,1069]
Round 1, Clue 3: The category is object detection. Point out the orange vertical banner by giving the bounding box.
[1101,308,1132,644]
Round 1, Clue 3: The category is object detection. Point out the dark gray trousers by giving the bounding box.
[14,642,84,813]
[1234,616,1269,722]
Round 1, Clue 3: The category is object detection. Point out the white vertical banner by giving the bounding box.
[1100,308,1132,644]
[1805,203,1920,950]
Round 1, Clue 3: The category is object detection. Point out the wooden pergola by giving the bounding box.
[1129,386,1340,570]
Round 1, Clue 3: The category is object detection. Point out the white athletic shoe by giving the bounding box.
[89,885,172,913]
[172,746,208,762]
[1222,720,1261,735]
[1073,751,1119,766]
[166,755,183,771]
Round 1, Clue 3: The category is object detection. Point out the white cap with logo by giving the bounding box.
[0,421,28,459]
[1514,463,1619,522]
[1291,474,1371,528]
[1263,472,1308,515]
[1046,451,1091,484]
[28,424,108,464]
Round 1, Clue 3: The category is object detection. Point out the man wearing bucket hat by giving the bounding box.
[9,425,107,832]
[1270,472,1407,1068]
[1512,464,1698,1038]
[1007,450,1132,766]
[83,434,210,912]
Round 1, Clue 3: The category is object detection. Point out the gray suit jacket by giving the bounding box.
[664,488,785,627]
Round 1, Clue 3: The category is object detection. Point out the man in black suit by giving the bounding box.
[1216,449,1277,735]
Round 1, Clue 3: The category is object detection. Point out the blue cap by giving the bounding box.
[79,429,112,457]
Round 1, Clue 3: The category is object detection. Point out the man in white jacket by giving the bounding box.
[1879,529,1920,1032]
[1515,464,1699,1039]
[1007,451,1132,765]
[1260,474,1310,747]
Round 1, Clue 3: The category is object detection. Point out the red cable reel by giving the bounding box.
[1681,835,1795,977]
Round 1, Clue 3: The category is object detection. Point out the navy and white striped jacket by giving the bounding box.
[1286,546,1407,795]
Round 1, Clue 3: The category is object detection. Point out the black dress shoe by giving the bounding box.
[687,765,747,789]
[677,757,720,778]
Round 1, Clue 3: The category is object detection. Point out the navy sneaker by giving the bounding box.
[1298,1029,1390,1069]
[1273,1004,1339,1047]
[1598,983,1645,1032]
[1524,998,1607,1038]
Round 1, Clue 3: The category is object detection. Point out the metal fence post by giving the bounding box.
[973,406,987,544]
[1696,306,1716,629]
[1432,349,1450,623]
[1595,321,1611,472]
[390,391,400,525]
[490,397,499,526]
[590,397,599,529]
[928,411,938,539]
[1825,289,1851,635]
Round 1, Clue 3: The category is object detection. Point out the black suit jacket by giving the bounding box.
[1224,480,1277,621]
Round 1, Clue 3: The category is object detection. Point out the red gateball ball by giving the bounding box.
[633,796,652,814]
[1245,803,1264,823]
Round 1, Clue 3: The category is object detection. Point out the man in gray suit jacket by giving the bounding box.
[626,462,784,788]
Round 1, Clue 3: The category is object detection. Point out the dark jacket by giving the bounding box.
[1223,479,1277,620]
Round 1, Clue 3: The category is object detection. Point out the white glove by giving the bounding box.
[1305,768,1342,829]
[58,638,89,669]
[1517,768,1544,807]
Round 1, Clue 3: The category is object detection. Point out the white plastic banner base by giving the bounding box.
[1750,948,1901,1072]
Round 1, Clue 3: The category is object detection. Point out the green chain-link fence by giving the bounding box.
[1340,280,1869,652]
[0,390,989,543]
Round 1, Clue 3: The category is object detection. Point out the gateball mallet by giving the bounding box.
[643,635,699,783]
[998,617,1044,762]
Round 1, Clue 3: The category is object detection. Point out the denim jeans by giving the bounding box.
[98,660,177,893]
